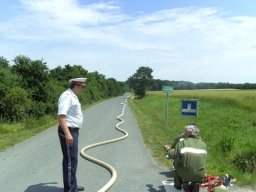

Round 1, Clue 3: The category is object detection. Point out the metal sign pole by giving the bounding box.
[165,92,169,128]
[162,85,173,129]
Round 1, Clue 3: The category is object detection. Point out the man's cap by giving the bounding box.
[185,124,199,136]
[69,78,87,84]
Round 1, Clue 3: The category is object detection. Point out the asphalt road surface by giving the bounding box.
[0,94,171,192]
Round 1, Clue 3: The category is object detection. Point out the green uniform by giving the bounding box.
[171,134,184,149]
[167,136,207,184]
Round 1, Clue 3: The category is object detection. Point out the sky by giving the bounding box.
[1,0,256,83]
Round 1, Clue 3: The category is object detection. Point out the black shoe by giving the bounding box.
[77,186,84,191]
[174,184,182,190]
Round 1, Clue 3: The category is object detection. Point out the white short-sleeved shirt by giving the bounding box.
[58,89,83,129]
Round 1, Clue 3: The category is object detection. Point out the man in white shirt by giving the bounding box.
[58,78,86,192]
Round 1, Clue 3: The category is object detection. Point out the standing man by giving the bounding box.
[164,124,207,191]
[58,78,86,192]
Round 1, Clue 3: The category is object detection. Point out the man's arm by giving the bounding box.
[58,115,73,145]
[163,145,177,159]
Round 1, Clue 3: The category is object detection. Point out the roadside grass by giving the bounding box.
[129,90,256,187]
[0,115,57,151]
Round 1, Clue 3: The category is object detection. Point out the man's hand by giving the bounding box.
[163,145,170,152]
[65,132,73,145]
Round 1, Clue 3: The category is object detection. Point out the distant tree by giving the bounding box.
[82,71,107,102]
[128,66,153,98]
[106,78,124,97]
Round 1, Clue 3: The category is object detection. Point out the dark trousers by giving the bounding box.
[173,169,201,192]
[58,126,79,192]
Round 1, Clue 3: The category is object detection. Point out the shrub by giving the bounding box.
[232,151,256,173]
[2,87,32,122]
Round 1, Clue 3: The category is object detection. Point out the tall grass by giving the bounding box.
[129,90,256,186]
[0,115,57,151]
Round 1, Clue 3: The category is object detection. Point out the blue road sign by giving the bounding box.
[181,99,198,117]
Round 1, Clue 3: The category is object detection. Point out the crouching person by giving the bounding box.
[164,124,207,191]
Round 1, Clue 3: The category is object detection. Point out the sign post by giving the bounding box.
[162,86,174,128]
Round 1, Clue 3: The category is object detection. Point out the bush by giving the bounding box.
[232,151,256,173]
[2,87,32,122]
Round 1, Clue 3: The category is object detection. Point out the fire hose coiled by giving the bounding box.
[80,97,129,192]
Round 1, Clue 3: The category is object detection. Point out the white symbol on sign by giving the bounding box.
[182,103,196,113]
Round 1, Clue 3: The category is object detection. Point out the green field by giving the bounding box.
[129,89,256,186]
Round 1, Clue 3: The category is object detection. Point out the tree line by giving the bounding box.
[1,55,255,122]
[127,66,256,98]
[149,80,256,90]
[0,55,126,123]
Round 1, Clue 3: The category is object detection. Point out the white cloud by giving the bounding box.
[20,0,125,24]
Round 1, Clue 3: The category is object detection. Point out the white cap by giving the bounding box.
[69,78,87,83]
[185,124,199,136]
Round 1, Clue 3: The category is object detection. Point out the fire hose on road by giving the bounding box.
[80,97,129,192]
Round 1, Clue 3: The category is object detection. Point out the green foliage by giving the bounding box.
[0,66,20,95]
[149,79,256,90]
[12,55,50,102]
[29,101,48,118]
[106,78,122,97]
[128,66,153,98]
[0,123,23,133]
[0,115,57,151]
[50,64,88,82]
[217,137,235,153]
[0,55,125,123]
[233,151,256,173]
[2,86,32,122]
[0,54,126,152]
[0,56,9,68]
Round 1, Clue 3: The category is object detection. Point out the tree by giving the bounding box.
[50,64,88,82]
[106,78,125,97]
[0,56,9,68]
[2,87,32,122]
[12,55,50,102]
[0,54,127,123]
[128,66,153,98]
[0,67,21,122]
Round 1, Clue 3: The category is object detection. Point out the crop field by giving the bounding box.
[129,89,256,186]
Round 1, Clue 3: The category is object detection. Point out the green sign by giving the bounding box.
[162,86,173,93]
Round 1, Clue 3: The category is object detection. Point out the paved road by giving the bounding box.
[0,95,170,192]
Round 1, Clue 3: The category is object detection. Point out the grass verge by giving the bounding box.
[0,115,57,151]
[129,90,256,187]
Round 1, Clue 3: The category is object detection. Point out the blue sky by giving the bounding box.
[1,0,256,83]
